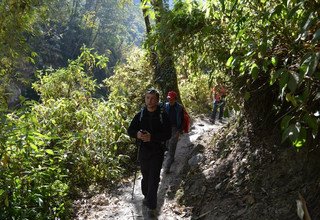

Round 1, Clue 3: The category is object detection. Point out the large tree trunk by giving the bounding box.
[141,0,181,102]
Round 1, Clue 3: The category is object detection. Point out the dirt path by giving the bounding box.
[73,116,225,220]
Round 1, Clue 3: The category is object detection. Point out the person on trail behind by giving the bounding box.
[127,88,171,218]
[163,90,184,174]
[210,79,227,124]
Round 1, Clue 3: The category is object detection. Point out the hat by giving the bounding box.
[167,91,177,99]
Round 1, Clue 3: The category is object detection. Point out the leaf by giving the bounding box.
[219,0,225,12]
[282,123,299,143]
[250,63,259,80]
[244,92,251,101]
[287,2,302,19]
[270,69,283,85]
[271,57,277,66]
[303,114,318,138]
[311,28,320,44]
[30,143,39,152]
[5,195,9,207]
[270,4,283,19]
[293,127,306,148]
[300,53,318,76]
[279,70,289,89]
[281,115,292,130]
[285,93,298,106]
[302,12,314,32]
[37,197,44,207]
[259,41,267,56]
[45,149,54,155]
[226,56,234,67]
[288,71,300,92]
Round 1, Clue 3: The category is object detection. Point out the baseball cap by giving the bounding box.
[167,91,177,99]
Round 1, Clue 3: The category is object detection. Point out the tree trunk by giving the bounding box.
[141,0,181,103]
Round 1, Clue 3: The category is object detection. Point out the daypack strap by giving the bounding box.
[139,106,163,124]
[139,107,144,122]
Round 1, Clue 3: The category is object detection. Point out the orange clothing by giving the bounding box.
[211,85,226,102]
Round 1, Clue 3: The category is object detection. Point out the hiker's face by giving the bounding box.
[145,93,158,111]
[168,97,175,105]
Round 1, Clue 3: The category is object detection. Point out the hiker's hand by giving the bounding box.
[141,131,151,142]
[137,130,151,142]
[137,130,143,139]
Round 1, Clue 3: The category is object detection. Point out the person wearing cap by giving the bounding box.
[164,90,184,174]
[127,88,171,217]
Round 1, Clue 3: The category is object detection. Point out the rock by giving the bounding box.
[188,153,204,168]
[215,183,222,190]
[243,195,255,205]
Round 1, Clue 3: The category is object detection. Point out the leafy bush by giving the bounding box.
[179,73,211,114]
[0,47,133,219]
[152,0,319,149]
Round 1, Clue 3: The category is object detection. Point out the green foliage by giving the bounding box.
[29,0,145,69]
[179,73,211,114]
[0,0,49,108]
[1,108,71,219]
[220,0,320,148]
[153,0,319,149]
[33,46,105,100]
[0,47,133,219]
[104,47,155,108]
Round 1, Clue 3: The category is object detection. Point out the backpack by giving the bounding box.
[164,102,190,133]
[182,107,190,133]
[139,104,164,124]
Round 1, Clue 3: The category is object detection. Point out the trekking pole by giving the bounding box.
[131,140,141,200]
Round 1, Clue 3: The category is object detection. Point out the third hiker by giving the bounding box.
[210,78,227,124]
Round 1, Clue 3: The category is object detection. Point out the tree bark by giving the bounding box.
[141,0,181,102]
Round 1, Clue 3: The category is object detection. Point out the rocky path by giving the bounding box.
[73,116,226,220]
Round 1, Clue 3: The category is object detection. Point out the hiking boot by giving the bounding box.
[147,208,157,218]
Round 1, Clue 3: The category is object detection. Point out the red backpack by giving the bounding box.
[182,108,190,133]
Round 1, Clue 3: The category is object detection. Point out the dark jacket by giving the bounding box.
[127,105,172,160]
[164,102,184,131]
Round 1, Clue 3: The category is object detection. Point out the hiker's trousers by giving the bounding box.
[212,100,225,121]
[140,151,164,209]
[165,127,180,170]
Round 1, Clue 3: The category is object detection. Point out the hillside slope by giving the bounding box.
[179,116,320,220]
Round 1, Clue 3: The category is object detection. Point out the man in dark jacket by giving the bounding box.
[127,88,171,217]
[164,91,184,174]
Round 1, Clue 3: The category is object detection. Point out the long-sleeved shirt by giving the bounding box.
[127,105,172,160]
[164,102,184,132]
[212,85,227,102]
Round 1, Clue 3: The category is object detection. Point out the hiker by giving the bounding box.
[210,79,227,124]
[164,90,184,174]
[127,88,171,217]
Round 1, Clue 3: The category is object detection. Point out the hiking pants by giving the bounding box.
[140,152,164,209]
[212,100,225,121]
[165,127,179,170]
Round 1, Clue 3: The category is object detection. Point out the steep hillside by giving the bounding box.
[178,115,320,219]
